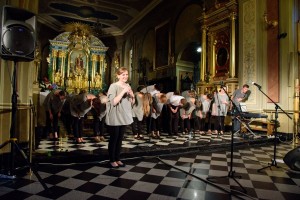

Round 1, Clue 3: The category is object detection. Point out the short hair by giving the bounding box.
[243,84,249,88]
[116,67,128,76]
[154,84,162,92]
[58,90,66,97]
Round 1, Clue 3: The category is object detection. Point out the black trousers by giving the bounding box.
[108,125,125,162]
[214,116,225,131]
[45,110,59,136]
[72,117,84,138]
[194,116,205,131]
[93,116,105,137]
[167,107,179,135]
[131,117,142,135]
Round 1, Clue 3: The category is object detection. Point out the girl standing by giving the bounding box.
[105,67,135,168]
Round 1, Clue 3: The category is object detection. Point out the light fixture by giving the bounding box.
[264,12,278,28]
[197,47,202,53]
[92,19,105,38]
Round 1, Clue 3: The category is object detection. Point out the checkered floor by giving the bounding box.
[35,131,264,154]
[1,141,300,199]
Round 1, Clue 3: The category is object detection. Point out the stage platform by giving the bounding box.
[33,130,276,164]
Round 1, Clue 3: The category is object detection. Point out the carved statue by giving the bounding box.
[94,72,101,88]
[54,72,62,86]
[73,54,84,76]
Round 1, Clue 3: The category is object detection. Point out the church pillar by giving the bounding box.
[229,12,237,78]
[200,25,208,82]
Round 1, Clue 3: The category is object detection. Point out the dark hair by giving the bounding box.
[243,84,249,88]
[137,85,144,92]
[207,93,213,99]
[58,90,66,97]
[154,84,162,92]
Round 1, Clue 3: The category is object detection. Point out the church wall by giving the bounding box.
[239,0,299,133]
[0,1,39,152]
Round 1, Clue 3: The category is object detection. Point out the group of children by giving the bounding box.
[43,84,232,143]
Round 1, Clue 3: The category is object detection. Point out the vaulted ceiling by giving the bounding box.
[37,0,160,36]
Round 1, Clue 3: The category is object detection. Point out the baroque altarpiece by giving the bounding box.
[48,23,108,93]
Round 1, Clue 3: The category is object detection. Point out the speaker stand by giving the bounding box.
[0,61,48,192]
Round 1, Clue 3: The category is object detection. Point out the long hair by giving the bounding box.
[143,93,153,117]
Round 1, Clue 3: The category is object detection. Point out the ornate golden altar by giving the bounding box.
[48,23,108,93]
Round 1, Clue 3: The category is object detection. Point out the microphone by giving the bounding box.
[220,81,224,87]
[251,81,262,88]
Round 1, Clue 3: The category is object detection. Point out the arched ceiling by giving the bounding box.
[37,0,224,37]
[38,0,161,36]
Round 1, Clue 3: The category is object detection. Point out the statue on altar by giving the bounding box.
[48,22,109,93]
[94,72,101,88]
[73,53,85,76]
[54,71,62,86]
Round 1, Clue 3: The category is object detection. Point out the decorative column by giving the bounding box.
[294,78,299,144]
[99,54,105,88]
[58,51,66,86]
[52,49,58,83]
[229,12,237,78]
[91,54,97,85]
[200,25,208,82]
[211,36,217,78]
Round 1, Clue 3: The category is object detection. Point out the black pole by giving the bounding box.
[9,61,18,175]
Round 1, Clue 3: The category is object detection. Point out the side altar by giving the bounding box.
[48,23,108,93]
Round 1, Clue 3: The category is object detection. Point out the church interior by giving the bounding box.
[0,0,300,199]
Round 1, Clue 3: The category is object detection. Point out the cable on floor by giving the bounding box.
[157,156,258,200]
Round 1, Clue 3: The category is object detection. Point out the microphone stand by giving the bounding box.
[207,84,247,193]
[255,84,292,172]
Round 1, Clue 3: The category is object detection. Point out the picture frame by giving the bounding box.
[154,21,170,70]
[67,49,89,77]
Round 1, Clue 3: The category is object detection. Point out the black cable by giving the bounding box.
[157,156,257,200]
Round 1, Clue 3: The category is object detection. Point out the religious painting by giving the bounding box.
[215,31,230,77]
[154,21,170,70]
[69,49,88,76]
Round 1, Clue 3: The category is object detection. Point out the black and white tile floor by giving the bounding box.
[34,132,265,155]
[0,134,300,200]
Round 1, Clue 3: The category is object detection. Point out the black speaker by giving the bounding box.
[283,147,300,171]
[0,5,36,62]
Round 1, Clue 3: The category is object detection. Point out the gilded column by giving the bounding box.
[230,12,237,78]
[210,33,217,78]
[100,54,105,87]
[91,54,97,84]
[52,49,58,83]
[200,25,208,82]
[58,51,66,86]
[294,79,299,144]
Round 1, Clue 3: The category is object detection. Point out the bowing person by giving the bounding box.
[43,89,66,140]
[70,90,96,143]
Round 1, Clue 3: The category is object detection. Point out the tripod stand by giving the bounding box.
[256,85,292,172]
[0,61,48,191]
[206,85,247,193]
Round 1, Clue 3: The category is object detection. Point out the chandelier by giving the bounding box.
[92,19,105,38]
